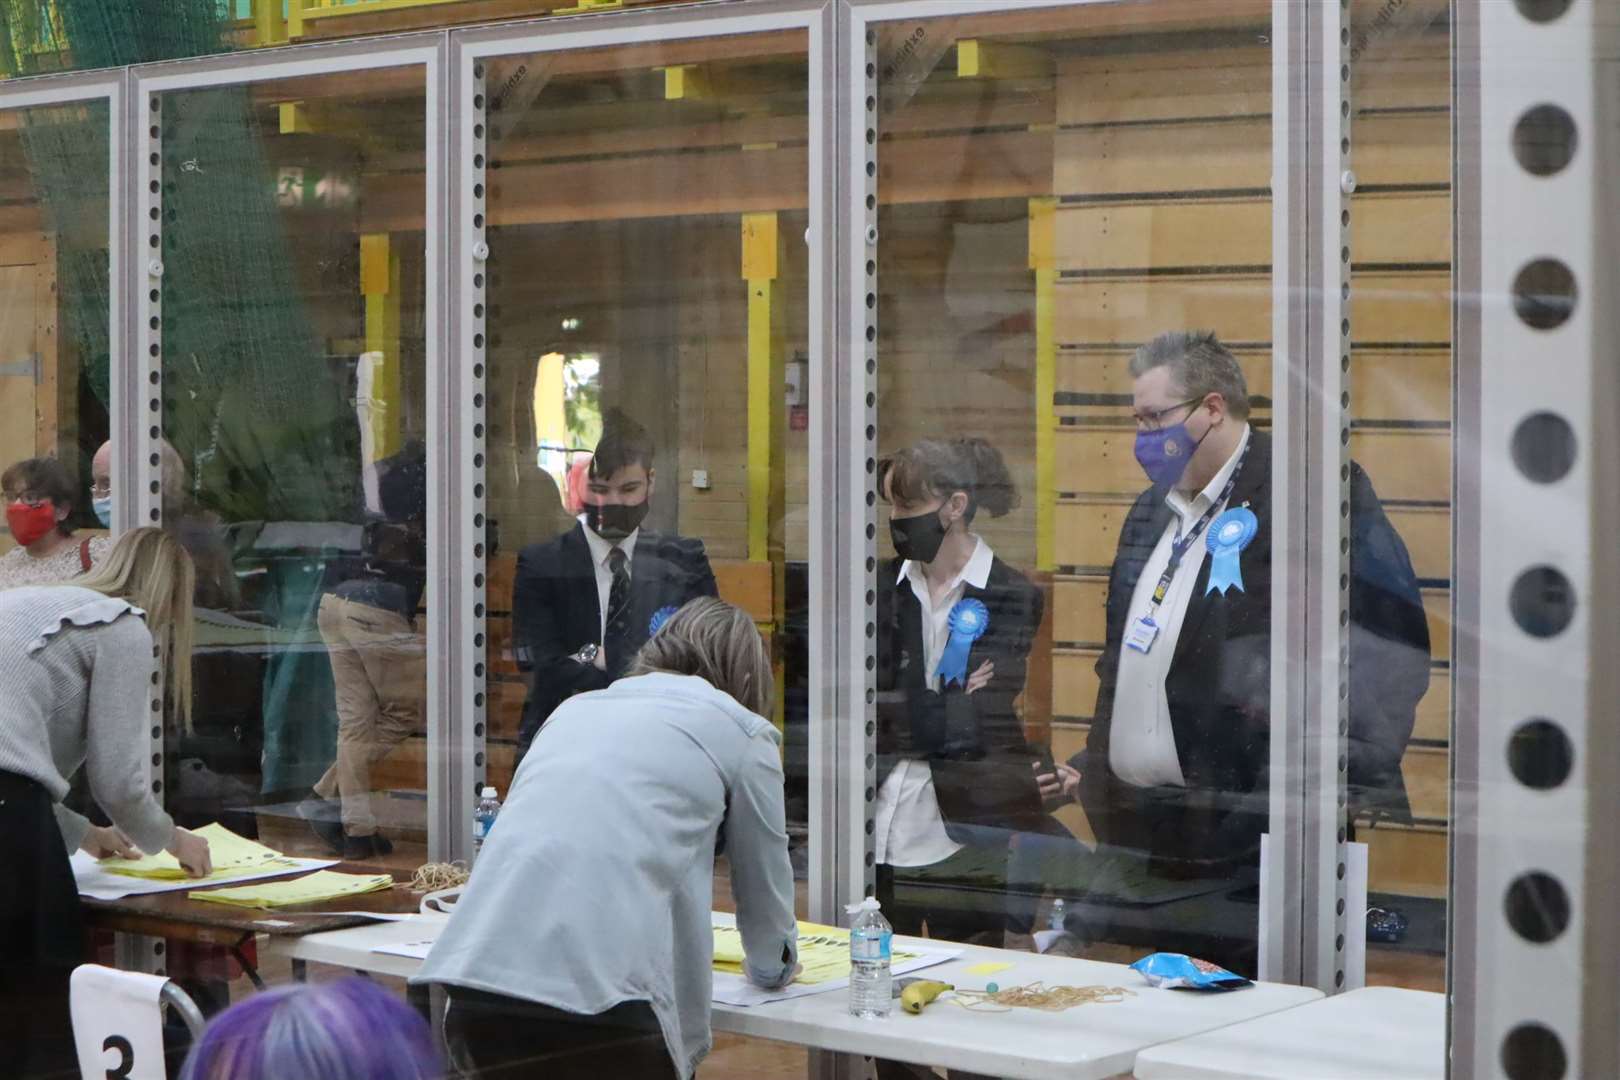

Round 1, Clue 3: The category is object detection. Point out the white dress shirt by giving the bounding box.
[874,535,994,867]
[580,518,639,644]
[1109,424,1251,789]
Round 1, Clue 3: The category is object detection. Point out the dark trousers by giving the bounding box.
[874,847,1007,1080]
[443,988,678,1080]
[0,770,85,1079]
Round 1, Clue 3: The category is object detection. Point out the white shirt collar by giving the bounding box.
[580,518,639,569]
[896,533,994,593]
[1166,422,1251,522]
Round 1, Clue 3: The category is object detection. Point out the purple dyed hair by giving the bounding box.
[179,978,443,1080]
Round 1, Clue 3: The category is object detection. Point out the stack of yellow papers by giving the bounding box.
[713,920,922,985]
[188,870,395,909]
[100,823,293,880]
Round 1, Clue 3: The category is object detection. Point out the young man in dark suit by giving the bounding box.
[1044,330,1431,974]
[512,412,717,761]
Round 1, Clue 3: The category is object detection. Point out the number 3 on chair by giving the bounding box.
[103,1034,134,1080]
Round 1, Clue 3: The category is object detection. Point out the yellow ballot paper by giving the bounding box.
[100,823,289,880]
[189,870,395,909]
[713,920,922,985]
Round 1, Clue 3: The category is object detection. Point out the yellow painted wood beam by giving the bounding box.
[743,211,786,732]
[279,102,313,135]
[1029,197,1057,572]
[957,39,1054,80]
[362,234,404,461]
[663,64,712,101]
[253,0,287,46]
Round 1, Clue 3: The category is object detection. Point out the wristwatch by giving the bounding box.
[570,643,600,665]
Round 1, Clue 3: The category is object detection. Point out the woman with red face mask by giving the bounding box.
[0,457,109,589]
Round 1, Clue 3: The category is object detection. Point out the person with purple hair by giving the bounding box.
[178,978,443,1080]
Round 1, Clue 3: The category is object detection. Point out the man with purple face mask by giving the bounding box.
[1040,330,1430,976]
[512,409,717,761]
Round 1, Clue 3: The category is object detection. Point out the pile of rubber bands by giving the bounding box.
[951,981,1135,1013]
[409,861,470,893]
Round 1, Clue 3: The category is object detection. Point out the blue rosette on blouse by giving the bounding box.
[1205,507,1258,595]
[648,605,680,636]
[937,598,990,687]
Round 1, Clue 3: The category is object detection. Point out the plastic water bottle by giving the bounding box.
[1049,897,1067,933]
[473,786,501,853]
[847,896,893,1019]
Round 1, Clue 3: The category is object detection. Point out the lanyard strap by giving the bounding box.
[1146,443,1251,613]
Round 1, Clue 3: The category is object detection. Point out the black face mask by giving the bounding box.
[584,498,650,542]
[890,510,949,564]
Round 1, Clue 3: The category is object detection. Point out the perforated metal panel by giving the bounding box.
[1454,0,1620,1076]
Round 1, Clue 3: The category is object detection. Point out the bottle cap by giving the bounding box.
[844,896,880,915]
[481,786,497,799]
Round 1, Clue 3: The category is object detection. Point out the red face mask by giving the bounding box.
[6,501,58,547]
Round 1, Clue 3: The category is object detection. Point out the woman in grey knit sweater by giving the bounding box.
[0,526,214,1076]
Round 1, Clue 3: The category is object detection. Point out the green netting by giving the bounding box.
[2,0,360,523]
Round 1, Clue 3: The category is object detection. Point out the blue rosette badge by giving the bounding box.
[648,605,679,636]
[1205,507,1258,595]
[937,598,990,687]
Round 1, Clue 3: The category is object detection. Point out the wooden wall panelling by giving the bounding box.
[1348,271,1450,343]
[1400,744,1449,822]
[1053,575,1108,646]
[1053,646,1103,721]
[1055,346,1273,406]
[1056,47,1270,125]
[1412,667,1450,744]
[1349,428,1451,504]
[1054,424,1143,496]
[1054,497,1132,572]
[1054,275,1272,346]
[1054,120,1268,196]
[1351,190,1451,266]
[1384,505,1449,581]
[1422,586,1450,663]
[1351,348,1450,422]
[1363,822,1448,899]
[1057,198,1269,273]
[1346,111,1450,187]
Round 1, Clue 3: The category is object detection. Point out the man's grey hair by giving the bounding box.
[1129,330,1251,420]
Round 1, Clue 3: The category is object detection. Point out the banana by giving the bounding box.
[899,979,954,1014]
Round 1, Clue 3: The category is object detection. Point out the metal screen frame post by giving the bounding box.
[1267,0,1351,995]
[1453,0,1620,1075]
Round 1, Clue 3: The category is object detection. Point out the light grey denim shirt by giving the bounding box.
[413,672,798,1077]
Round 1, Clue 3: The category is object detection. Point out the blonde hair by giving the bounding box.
[75,527,196,731]
[627,597,774,718]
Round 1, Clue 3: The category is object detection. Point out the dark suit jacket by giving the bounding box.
[512,523,718,758]
[876,553,1046,842]
[1075,430,1431,867]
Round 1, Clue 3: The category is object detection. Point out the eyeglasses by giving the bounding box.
[90,482,113,498]
[3,493,49,508]
[1133,396,1207,431]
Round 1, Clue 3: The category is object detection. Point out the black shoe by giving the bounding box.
[342,833,393,860]
[297,793,344,855]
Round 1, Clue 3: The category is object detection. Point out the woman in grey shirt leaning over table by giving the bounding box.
[0,526,215,1077]
[415,596,799,1080]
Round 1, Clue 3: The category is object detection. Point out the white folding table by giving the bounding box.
[267,916,1322,1080]
[1132,985,1445,1079]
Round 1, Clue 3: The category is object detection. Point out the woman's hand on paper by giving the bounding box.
[168,827,214,878]
[80,824,140,860]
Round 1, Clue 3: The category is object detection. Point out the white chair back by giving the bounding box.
[69,964,204,1080]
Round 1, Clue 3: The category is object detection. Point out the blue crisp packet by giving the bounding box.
[1131,952,1253,991]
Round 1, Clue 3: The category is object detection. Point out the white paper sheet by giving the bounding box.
[369,937,961,1008]
[373,938,437,961]
[72,852,337,901]
[711,947,961,1007]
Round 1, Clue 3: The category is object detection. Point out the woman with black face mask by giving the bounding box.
[871,438,1044,1077]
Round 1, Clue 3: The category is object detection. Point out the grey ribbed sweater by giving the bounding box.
[0,585,175,856]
